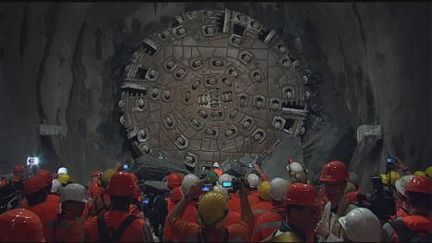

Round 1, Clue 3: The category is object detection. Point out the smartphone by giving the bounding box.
[222,181,233,188]
[202,185,211,192]
[142,197,149,205]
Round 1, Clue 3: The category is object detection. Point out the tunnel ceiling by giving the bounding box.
[119,9,311,168]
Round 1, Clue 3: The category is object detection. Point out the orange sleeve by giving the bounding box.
[169,217,199,239]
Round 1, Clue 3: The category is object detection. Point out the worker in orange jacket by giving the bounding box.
[167,177,254,242]
[44,183,88,242]
[84,171,153,242]
[246,173,261,205]
[252,178,289,221]
[22,174,60,239]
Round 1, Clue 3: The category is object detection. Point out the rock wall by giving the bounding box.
[0,2,429,187]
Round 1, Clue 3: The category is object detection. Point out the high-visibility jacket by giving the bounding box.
[252,200,273,220]
[168,217,251,242]
[248,190,260,206]
[227,193,241,212]
[24,196,60,240]
[84,210,149,242]
[382,215,432,242]
[252,210,282,242]
[45,215,84,242]
[163,200,197,241]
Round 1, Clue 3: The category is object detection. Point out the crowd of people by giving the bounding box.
[0,157,431,242]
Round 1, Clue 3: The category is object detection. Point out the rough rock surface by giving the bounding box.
[0,3,430,189]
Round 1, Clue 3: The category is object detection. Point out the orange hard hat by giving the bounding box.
[22,176,45,195]
[284,183,321,206]
[13,164,25,173]
[167,172,184,188]
[170,186,183,203]
[37,169,53,187]
[0,208,45,242]
[107,172,136,197]
[405,175,432,194]
[319,161,349,182]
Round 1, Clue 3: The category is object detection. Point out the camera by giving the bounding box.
[141,197,150,206]
[201,184,212,192]
[26,157,39,166]
[222,181,232,188]
[122,164,129,170]
[357,175,395,220]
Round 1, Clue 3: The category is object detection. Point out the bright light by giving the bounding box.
[26,157,39,166]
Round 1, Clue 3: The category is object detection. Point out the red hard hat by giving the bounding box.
[319,161,349,182]
[92,170,103,178]
[22,176,45,195]
[13,165,25,173]
[167,172,184,188]
[107,172,136,196]
[0,208,45,242]
[405,175,432,194]
[37,169,53,187]
[284,183,321,206]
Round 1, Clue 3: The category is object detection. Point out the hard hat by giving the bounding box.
[348,172,360,186]
[204,171,219,185]
[92,170,103,178]
[198,191,227,227]
[284,183,320,206]
[338,207,381,242]
[51,179,62,193]
[213,184,229,201]
[22,176,45,195]
[319,161,349,182]
[101,168,116,187]
[395,175,415,196]
[380,171,401,185]
[37,169,53,187]
[425,166,432,177]
[57,167,68,174]
[59,183,88,203]
[170,186,183,203]
[181,173,200,195]
[213,162,220,168]
[107,172,135,197]
[414,171,426,177]
[167,172,184,188]
[286,162,303,174]
[247,173,260,188]
[217,173,233,186]
[58,173,70,185]
[270,177,289,201]
[13,164,25,173]
[405,175,432,194]
[0,208,45,242]
[257,181,272,201]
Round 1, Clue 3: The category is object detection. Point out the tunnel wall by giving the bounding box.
[0,2,429,186]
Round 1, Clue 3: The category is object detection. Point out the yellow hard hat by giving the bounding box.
[425,166,432,177]
[101,169,116,187]
[414,171,426,177]
[258,181,272,201]
[198,191,227,227]
[58,173,70,185]
[380,171,401,185]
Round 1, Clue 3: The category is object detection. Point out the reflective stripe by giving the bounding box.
[253,220,282,234]
[253,209,268,215]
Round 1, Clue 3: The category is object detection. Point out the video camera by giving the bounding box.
[357,175,396,220]
[221,178,246,192]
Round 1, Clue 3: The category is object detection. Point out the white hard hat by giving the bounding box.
[286,162,303,173]
[57,167,68,174]
[338,207,381,242]
[247,173,260,188]
[181,174,200,195]
[217,173,233,186]
[213,185,229,201]
[395,175,415,197]
[58,183,88,203]
[213,162,220,168]
[51,179,62,193]
[270,177,289,201]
